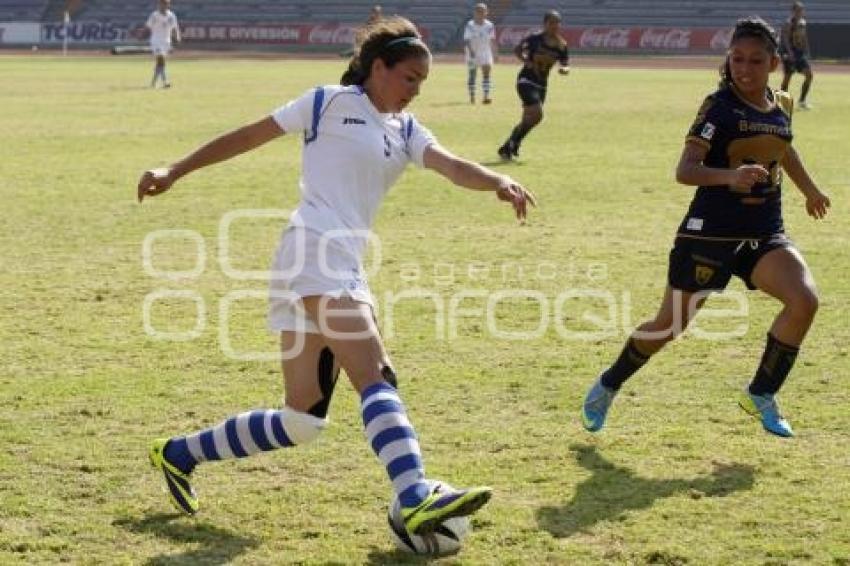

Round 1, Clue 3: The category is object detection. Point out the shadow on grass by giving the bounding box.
[114,513,259,565]
[479,160,526,168]
[537,444,756,538]
[366,547,458,564]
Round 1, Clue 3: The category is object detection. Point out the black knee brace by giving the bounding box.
[381,365,398,389]
[307,347,340,419]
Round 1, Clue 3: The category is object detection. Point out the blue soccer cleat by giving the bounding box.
[739,391,794,438]
[149,438,199,514]
[582,377,617,432]
[401,484,492,535]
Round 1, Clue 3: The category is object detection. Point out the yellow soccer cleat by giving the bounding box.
[401,484,492,535]
[149,438,199,515]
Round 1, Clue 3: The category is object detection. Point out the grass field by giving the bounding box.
[1,53,849,565]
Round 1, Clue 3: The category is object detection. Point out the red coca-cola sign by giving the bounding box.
[308,24,357,45]
[639,28,692,49]
[579,28,631,49]
[497,26,535,48]
[710,28,733,50]
[495,25,732,52]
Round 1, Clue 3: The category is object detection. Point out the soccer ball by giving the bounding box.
[387,480,471,556]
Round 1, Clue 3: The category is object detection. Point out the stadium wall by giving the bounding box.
[2,21,849,59]
[808,24,850,59]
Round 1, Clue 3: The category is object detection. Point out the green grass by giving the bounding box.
[1,53,849,564]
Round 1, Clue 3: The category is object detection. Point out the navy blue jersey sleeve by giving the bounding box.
[685,94,731,151]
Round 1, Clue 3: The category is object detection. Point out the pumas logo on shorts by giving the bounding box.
[695,264,715,285]
[342,117,366,125]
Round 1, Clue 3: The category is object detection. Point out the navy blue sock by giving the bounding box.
[749,333,799,396]
[600,338,651,391]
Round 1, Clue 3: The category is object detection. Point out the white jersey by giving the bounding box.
[271,85,436,256]
[146,9,179,46]
[464,19,495,65]
[267,85,436,331]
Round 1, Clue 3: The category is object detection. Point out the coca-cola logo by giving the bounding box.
[579,28,630,49]
[639,28,691,49]
[308,25,333,44]
[332,26,355,44]
[309,24,356,45]
[710,28,733,50]
[498,26,535,47]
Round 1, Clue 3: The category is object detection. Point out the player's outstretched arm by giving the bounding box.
[137,116,283,202]
[422,144,536,221]
[782,145,830,219]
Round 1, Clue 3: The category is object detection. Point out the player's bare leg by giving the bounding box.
[499,103,542,160]
[301,295,492,534]
[582,287,706,431]
[799,67,813,108]
[739,246,819,437]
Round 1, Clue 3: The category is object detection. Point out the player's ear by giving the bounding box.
[769,53,780,72]
[371,56,387,79]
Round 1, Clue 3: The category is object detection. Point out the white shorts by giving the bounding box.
[267,226,373,334]
[467,51,494,67]
[151,42,171,56]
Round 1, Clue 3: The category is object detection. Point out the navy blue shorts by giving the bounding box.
[517,80,546,106]
[782,49,810,74]
[667,234,793,292]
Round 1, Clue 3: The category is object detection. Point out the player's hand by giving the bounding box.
[558,66,570,75]
[805,188,830,219]
[137,166,176,202]
[496,177,537,222]
[729,164,768,191]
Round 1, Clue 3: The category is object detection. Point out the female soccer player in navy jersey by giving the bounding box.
[137,17,535,535]
[498,9,570,161]
[580,17,830,438]
[780,1,814,109]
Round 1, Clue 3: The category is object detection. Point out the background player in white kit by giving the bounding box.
[137,17,535,538]
[464,3,497,104]
[146,0,181,88]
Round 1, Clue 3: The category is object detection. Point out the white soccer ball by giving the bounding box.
[387,480,471,556]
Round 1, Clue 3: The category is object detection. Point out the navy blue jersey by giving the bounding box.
[678,85,794,239]
[516,32,569,87]
[781,16,808,52]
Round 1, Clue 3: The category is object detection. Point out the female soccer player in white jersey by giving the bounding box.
[146,0,180,88]
[463,3,497,104]
[137,17,535,536]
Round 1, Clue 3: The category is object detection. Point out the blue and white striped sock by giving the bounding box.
[361,382,430,508]
[164,408,322,474]
[483,78,492,99]
[467,67,477,100]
